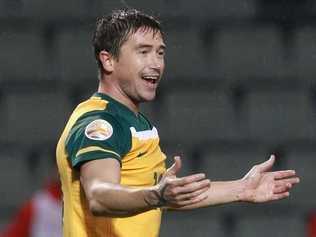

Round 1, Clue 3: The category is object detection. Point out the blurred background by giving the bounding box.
[0,0,316,236]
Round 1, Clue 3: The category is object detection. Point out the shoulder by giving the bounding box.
[67,109,131,147]
[71,94,128,136]
[65,109,132,167]
[80,111,128,141]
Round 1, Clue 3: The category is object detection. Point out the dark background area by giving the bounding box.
[0,0,315,236]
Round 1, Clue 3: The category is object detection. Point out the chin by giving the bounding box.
[141,93,156,102]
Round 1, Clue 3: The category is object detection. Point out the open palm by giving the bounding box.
[241,155,300,203]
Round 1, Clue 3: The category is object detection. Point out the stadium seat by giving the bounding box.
[22,0,86,19]
[0,30,48,81]
[158,89,238,145]
[286,148,316,207]
[199,144,269,180]
[164,26,211,80]
[296,27,316,81]
[0,217,9,232]
[87,0,167,17]
[0,0,23,17]
[243,89,316,142]
[214,27,288,81]
[160,210,226,237]
[159,142,194,176]
[234,214,306,237]
[1,90,73,145]
[164,0,256,19]
[56,27,98,82]
[29,146,58,189]
[0,147,33,207]
[0,99,6,138]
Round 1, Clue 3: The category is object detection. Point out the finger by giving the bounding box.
[271,192,290,201]
[170,180,210,201]
[273,170,297,180]
[174,186,210,201]
[169,173,206,187]
[275,177,300,187]
[257,154,275,172]
[190,191,209,203]
[173,191,209,206]
[165,156,182,176]
[274,184,292,194]
[176,179,211,195]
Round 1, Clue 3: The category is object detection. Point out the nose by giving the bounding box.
[150,53,164,70]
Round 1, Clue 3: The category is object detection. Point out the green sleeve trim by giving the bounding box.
[76,146,121,159]
[73,150,122,168]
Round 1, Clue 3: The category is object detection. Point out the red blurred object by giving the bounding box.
[0,180,62,237]
[308,214,316,237]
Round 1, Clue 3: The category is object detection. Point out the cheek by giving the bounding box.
[123,58,144,74]
[133,56,147,70]
[115,63,135,79]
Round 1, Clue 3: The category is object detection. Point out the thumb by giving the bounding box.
[257,154,275,172]
[166,156,182,176]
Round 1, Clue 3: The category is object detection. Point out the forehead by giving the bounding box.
[125,27,165,47]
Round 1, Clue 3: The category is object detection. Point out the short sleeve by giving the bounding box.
[65,112,131,168]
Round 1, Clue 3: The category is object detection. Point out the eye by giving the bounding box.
[140,50,148,54]
[158,50,165,57]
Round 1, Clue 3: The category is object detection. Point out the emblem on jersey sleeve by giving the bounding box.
[85,119,113,141]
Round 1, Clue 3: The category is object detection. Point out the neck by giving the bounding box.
[98,78,139,114]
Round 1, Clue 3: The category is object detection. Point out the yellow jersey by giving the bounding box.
[56,92,166,237]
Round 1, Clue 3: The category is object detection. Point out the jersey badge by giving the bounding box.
[85,119,113,141]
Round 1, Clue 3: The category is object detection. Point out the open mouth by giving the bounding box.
[141,75,159,84]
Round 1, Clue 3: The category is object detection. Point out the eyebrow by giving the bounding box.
[136,43,166,50]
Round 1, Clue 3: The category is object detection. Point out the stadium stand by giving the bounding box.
[0,1,314,236]
[296,27,316,82]
[21,0,87,19]
[160,210,227,237]
[244,88,316,142]
[0,30,48,81]
[234,214,306,237]
[199,144,269,180]
[159,89,238,144]
[215,27,287,80]
[286,147,316,207]
[0,89,73,145]
[55,27,97,83]
[0,147,33,207]
[164,26,211,80]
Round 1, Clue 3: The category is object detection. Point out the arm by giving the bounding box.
[174,155,300,210]
[80,156,210,217]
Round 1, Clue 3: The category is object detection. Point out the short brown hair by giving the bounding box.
[93,9,163,75]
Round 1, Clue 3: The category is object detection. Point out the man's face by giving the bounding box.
[112,27,165,104]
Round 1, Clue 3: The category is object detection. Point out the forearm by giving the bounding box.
[175,179,246,210]
[169,155,300,211]
[87,182,161,217]
[81,158,211,217]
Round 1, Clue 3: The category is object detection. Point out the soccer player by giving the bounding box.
[56,9,300,237]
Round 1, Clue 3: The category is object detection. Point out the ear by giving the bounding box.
[99,50,114,73]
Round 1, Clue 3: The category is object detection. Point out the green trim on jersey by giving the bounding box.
[65,93,153,168]
[94,92,153,131]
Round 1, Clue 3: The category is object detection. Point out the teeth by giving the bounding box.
[142,75,159,80]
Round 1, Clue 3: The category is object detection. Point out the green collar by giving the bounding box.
[93,92,140,118]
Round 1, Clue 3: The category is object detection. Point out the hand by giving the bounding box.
[154,156,211,208]
[240,154,300,203]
